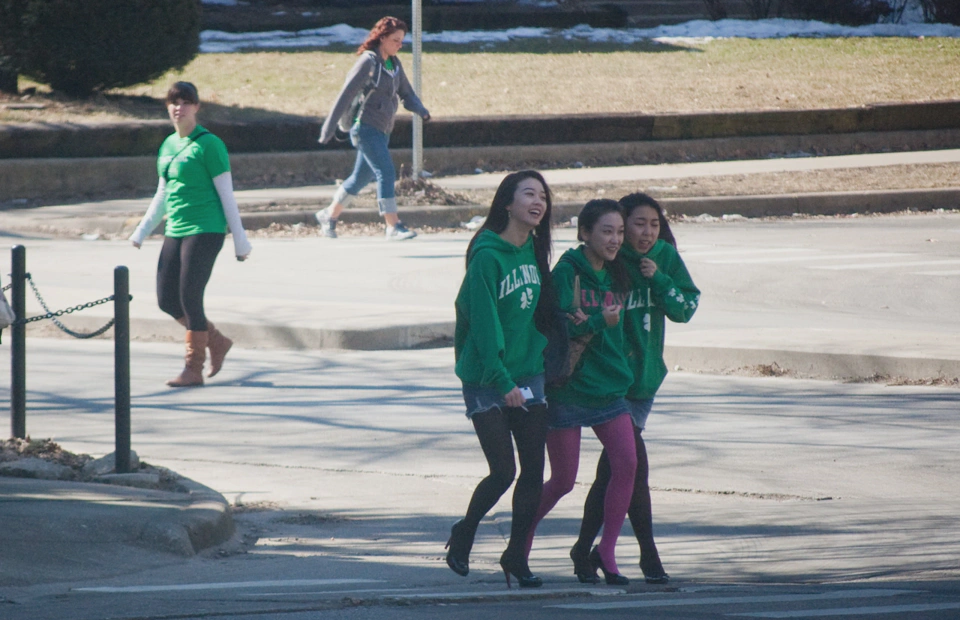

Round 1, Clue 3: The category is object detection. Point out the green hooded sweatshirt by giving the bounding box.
[619,240,700,400]
[547,246,633,408]
[454,229,547,395]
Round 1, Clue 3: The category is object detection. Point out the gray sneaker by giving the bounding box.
[314,209,338,239]
[385,221,417,241]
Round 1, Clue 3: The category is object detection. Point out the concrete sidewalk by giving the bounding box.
[0,475,233,587]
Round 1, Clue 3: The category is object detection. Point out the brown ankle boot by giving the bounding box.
[166,331,208,387]
[206,321,233,378]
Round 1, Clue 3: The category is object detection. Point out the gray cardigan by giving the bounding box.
[319,50,430,144]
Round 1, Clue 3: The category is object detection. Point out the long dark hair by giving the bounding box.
[466,170,553,275]
[466,170,558,330]
[577,199,630,292]
[358,16,407,55]
[619,192,676,248]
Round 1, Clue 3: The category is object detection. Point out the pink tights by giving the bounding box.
[526,413,637,574]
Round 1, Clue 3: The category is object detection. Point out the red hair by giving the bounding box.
[357,16,408,55]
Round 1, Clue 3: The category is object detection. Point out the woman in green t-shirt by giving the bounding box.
[130,82,252,387]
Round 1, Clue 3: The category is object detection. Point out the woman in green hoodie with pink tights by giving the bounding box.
[446,170,557,589]
[571,193,700,585]
[526,199,639,586]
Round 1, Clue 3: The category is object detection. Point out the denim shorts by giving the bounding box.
[627,398,655,431]
[548,397,631,430]
[461,374,547,419]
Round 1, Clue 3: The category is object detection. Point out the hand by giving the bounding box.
[422,113,431,122]
[237,254,250,262]
[567,308,589,325]
[601,303,622,327]
[640,258,658,278]
[504,386,526,409]
[131,241,141,249]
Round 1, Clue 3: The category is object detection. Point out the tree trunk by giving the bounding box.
[0,65,17,95]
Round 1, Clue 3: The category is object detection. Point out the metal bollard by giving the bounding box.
[10,245,25,439]
[114,266,131,473]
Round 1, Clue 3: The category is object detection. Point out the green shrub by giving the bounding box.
[20,0,201,97]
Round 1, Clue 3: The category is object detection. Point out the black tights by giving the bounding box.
[462,404,548,557]
[575,425,664,572]
[156,233,225,331]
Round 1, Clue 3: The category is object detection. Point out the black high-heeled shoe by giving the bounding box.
[570,544,600,584]
[499,550,543,589]
[445,520,472,577]
[589,546,630,586]
[640,560,670,585]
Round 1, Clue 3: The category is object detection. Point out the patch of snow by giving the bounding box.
[199,9,960,54]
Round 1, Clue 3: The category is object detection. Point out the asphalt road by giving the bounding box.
[1,340,958,619]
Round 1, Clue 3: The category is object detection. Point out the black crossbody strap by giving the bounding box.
[161,131,211,182]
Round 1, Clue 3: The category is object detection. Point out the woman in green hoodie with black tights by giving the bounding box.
[571,193,700,585]
[526,199,638,586]
[447,170,556,589]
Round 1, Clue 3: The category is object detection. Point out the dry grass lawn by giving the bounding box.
[2,37,959,124]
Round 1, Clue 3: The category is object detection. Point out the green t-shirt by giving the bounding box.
[157,125,229,237]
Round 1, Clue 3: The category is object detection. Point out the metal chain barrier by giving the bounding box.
[15,273,119,339]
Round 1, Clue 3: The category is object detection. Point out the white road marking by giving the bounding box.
[239,588,413,597]
[812,260,960,270]
[73,578,383,593]
[915,270,960,276]
[730,601,960,618]
[549,588,915,610]
[392,588,622,599]
[237,587,623,599]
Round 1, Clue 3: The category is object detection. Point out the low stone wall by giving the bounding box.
[4,101,958,159]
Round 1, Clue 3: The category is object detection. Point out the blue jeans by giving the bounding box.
[339,122,397,215]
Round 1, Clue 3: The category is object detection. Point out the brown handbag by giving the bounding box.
[565,274,594,376]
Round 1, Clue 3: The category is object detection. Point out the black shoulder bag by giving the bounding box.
[161,131,210,181]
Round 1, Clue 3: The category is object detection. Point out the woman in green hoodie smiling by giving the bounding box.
[571,192,700,585]
[447,170,556,589]
[526,199,638,586]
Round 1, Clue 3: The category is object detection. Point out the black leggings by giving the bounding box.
[462,404,548,556]
[156,233,224,331]
[576,425,663,571]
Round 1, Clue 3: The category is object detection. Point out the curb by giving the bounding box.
[26,316,960,382]
[665,346,960,382]
[6,187,956,239]
[171,477,236,556]
[193,188,960,230]
[5,101,959,158]
[106,475,234,558]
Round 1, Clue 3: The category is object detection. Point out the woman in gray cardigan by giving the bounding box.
[317,16,431,240]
